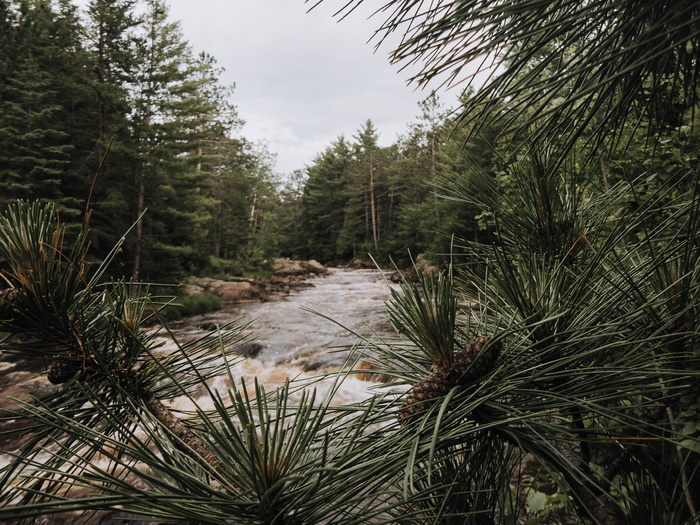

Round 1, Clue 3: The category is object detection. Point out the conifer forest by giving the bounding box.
[2,0,700,524]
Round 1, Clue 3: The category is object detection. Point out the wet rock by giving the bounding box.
[284,347,339,372]
[183,277,264,304]
[181,283,205,297]
[272,258,328,277]
[208,280,262,303]
[346,258,375,269]
[234,342,263,358]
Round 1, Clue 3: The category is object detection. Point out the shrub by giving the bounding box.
[160,292,223,320]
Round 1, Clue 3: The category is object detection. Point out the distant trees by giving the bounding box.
[0,0,496,277]
[298,137,351,261]
[289,97,494,267]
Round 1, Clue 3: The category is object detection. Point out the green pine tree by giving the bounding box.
[0,0,87,218]
[300,137,352,262]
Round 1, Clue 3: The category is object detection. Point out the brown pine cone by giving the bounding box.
[398,373,456,423]
[47,358,80,384]
[452,336,502,385]
[0,288,18,319]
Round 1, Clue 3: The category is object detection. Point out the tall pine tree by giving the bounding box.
[300,137,352,262]
[0,0,90,219]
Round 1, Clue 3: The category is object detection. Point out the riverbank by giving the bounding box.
[181,258,330,305]
[179,255,438,308]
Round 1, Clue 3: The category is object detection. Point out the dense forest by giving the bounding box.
[0,0,496,283]
[8,0,697,283]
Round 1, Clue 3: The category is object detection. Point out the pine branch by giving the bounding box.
[142,392,221,473]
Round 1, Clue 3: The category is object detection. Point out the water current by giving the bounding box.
[157,267,400,411]
[0,268,402,524]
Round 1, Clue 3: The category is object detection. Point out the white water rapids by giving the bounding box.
[0,268,405,524]
[155,267,401,411]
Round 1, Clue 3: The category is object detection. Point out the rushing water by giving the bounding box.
[0,268,399,448]
[155,267,400,410]
[177,268,395,362]
[0,268,401,524]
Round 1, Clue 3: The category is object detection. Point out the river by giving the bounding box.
[1,267,399,448]
[158,267,400,411]
[0,268,402,522]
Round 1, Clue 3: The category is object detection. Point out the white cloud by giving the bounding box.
[168,0,453,174]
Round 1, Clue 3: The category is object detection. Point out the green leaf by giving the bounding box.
[526,491,548,513]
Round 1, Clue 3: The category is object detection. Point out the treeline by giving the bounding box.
[277,95,496,268]
[280,88,700,269]
[1,0,496,280]
[8,0,695,282]
[1,0,279,282]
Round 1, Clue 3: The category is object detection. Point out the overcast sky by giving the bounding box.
[166,0,460,175]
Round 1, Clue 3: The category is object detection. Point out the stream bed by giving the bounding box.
[157,267,400,411]
[0,268,404,523]
[1,268,400,449]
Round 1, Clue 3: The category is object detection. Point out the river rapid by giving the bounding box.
[0,268,399,447]
[153,267,400,411]
[0,268,401,523]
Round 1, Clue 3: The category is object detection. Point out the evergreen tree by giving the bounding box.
[0,0,89,219]
[337,120,393,261]
[300,137,352,262]
[386,94,449,263]
[80,0,141,260]
[84,0,139,142]
[237,143,281,273]
[276,169,307,257]
[125,0,224,281]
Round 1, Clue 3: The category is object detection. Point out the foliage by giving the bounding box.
[0,0,280,283]
[4,171,700,524]
[0,201,255,521]
[159,292,224,321]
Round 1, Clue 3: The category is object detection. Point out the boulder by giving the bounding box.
[272,258,328,277]
[182,276,265,304]
[234,342,263,358]
[208,280,262,303]
[347,258,375,269]
[186,277,218,289]
[180,283,205,297]
[303,259,328,275]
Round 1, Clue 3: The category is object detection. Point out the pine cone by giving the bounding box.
[452,336,501,385]
[47,358,80,384]
[398,336,502,424]
[0,288,18,319]
[398,373,455,423]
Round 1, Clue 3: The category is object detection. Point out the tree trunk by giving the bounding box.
[132,165,145,281]
[369,152,379,251]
